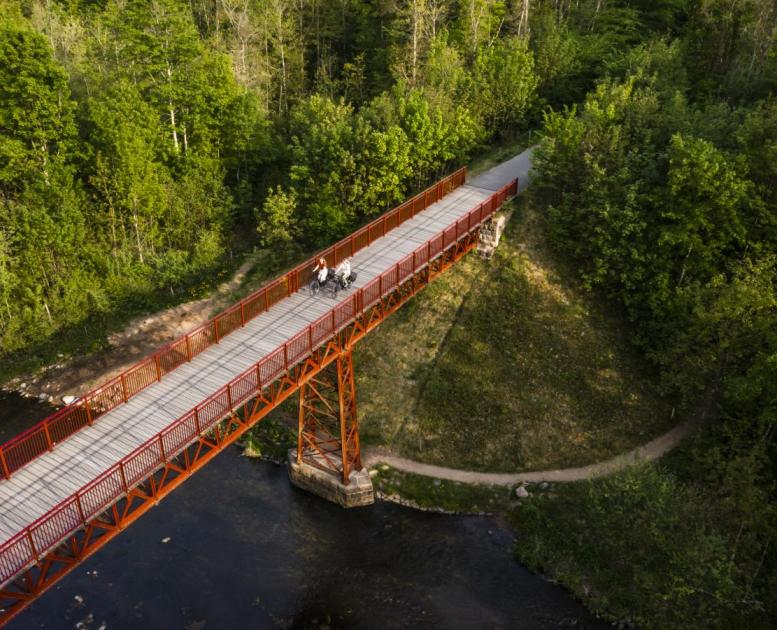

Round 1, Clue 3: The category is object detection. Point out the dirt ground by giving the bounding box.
[4,259,259,405]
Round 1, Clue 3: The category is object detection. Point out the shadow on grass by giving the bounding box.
[358,194,673,473]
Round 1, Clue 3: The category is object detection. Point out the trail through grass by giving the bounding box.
[356,194,672,472]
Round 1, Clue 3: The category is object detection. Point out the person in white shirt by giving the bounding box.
[334,258,351,286]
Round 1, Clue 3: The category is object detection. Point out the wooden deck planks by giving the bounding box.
[0,184,494,543]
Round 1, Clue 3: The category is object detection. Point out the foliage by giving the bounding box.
[469,36,537,136]
[530,10,777,625]
[512,465,774,629]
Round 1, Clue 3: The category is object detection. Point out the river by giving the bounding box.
[2,392,604,629]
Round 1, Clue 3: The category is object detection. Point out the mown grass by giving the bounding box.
[370,465,515,514]
[356,193,673,472]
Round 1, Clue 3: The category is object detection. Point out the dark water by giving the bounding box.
[2,393,605,630]
[0,391,57,445]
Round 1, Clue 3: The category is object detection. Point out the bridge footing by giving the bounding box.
[287,450,374,508]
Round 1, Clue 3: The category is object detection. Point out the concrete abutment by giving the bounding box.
[286,450,375,508]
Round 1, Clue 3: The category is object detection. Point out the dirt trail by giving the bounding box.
[363,420,691,485]
[6,259,258,405]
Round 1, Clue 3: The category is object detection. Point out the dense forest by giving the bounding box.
[527,3,777,626]
[1,0,776,626]
[0,0,541,353]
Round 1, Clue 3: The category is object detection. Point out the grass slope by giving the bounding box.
[356,194,672,472]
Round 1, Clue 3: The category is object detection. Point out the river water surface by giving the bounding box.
[2,392,604,629]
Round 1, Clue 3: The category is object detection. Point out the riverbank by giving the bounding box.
[7,426,606,630]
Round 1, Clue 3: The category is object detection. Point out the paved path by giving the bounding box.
[469,147,535,193]
[363,421,691,485]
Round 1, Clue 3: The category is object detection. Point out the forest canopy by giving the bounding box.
[0,0,544,354]
[1,0,776,626]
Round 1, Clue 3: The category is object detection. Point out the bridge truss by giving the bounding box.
[0,173,517,625]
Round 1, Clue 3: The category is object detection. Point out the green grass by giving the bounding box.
[242,408,297,461]
[356,194,673,472]
[370,465,515,513]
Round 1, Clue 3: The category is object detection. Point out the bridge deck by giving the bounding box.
[0,183,494,542]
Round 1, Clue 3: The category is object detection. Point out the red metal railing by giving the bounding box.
[0,167,467,481]
[0,176,516,587]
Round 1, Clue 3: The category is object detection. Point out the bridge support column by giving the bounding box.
[287,348,374,507]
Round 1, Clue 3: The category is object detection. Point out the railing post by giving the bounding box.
[44,423,53,451]
[264,288,269,312]
[85,397,94,426]
[27,531,39,561]
[185,335,192,361]
[158,435,167,463]
[214,320,220,344]
[154,355,162,381]
[194,408,202,435]
[308,328,313,354]
[240,302,245,327]
[121,374,128,403]
[119,463,129,494]
[0,447,10,479]
[256,364,262,392]
[227,385,233,411]
[75,494,87,525]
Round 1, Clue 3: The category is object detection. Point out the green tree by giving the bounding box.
[661,134,749,291]
[256,185,298,248]
[469,36,537,136]
[287,95,359,242]
[0,24,76,188]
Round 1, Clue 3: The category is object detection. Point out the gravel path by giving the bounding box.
[363,421,691,485]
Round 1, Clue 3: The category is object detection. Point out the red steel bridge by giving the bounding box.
[0,161,522,625]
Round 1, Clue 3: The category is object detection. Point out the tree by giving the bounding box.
[113,0,204,155]
[456,0,507,56]
[469,35,537,136]
[661,134,749,290]
[86,80,171,263]
[0,24,76,189]
[0,23,90,350]
[287,95,359,242]
[256,185,297,247]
